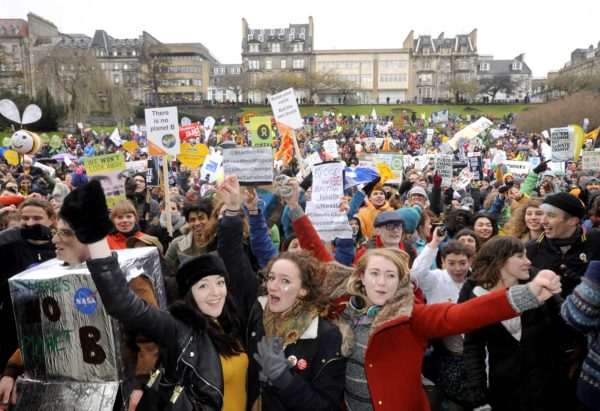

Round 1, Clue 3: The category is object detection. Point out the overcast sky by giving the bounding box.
[5,0,600,77]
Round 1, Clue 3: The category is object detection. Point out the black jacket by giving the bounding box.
[460,278,570,411]
[218,215,347,411]
[0,227,55,371]
[525,228,600,297]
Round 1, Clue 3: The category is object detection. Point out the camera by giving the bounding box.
[436,225,447,237]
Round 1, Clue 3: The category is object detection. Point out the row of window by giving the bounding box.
[418,73,472,83]
[250,27,306,35]
[159,79,203,87]
[165,55,204,61]
[100,62,138,71]
[248,59,305,70]
[248,43,304,53]
[159,65,202,73]
[317,61,373,71]
[248,33,305,42]
[0,25,21,36]
[418,60,471,70]
[213,67,242,75]
[380,60,409,69]
[420,46,470,55]
[94,48,139,57]
[113,74,138,85]
[380,73,408,82]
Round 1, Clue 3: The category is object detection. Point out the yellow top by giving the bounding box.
[219,352,249,411]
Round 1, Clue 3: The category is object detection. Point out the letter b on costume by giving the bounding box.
[79,326,106,365]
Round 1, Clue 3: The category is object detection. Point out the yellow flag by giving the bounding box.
[586,127,600,142]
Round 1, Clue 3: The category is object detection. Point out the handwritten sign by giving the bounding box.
[306,162,352,241]
[323,139,339,159]
[269,88,303,130]
[582,151,600,171]
[504,160,531,175]
[435,154,453,187]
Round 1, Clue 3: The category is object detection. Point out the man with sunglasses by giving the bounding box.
[354,211,417,267]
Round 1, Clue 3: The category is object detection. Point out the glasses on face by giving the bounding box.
[56,228,75,239]
[384,223,403,231]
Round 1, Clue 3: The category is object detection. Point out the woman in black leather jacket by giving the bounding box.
[62,177,348,411]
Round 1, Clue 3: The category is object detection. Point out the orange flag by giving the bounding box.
[275,123,294,165]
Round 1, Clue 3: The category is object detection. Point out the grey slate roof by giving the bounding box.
[477,58,532,75]
[413,33,475,53]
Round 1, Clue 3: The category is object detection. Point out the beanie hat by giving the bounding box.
[394,206,422,233]
[459,197,474,213]
[51,182,71,205]
[543,192,586,220]
[176,253,229,297]
[503,173,514,182]
[407,186,428,199]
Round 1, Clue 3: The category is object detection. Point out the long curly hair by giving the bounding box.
[470,236,525,290]
[504,198,543,239]
[261,251,331,316]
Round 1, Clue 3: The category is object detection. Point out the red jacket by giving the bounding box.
[107,230,144,250]
[362,289,517,410]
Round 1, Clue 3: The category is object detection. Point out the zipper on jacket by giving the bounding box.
[181,356,225,407]
[311,357,344,382]
[175,335,195,372]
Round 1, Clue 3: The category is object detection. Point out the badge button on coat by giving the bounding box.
[297,359,308,370]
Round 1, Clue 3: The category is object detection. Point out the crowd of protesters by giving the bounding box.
[0,109,599,411]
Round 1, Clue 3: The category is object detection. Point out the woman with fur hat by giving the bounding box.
[64,178,348,411]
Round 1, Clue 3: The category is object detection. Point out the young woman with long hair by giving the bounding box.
[503,198,544,242]
[459,236,570,411]
[68,177,348,411]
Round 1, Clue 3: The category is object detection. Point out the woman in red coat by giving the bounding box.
[106,199,145,250]
[335,247,561,411]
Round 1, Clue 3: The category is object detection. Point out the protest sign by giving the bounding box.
[529,157,541,169]
[504,160,531,175]
[249,116,274,147]
[492,150,507,165]
[200,152,222,183]
[84,153,126,208]
[33,161,55,178]
[431,109,449,124]
[582,151,600,171]
[222,147,273,185]
[442,117,493,152]
[109,128,122,147]
[125,160,147,173]
[306,162,353,241]
[467,152,483,181]
[454,167,474,191]
[144,107,180,156]
[413,154,436,170]
[435,154,453,187]
[323,139,339,159]
[177,142,210,169]
[550,127,574,162]
[303,151,322,171]
[178,123,201,142]
[269,88,303,130]
[391,155,404,180]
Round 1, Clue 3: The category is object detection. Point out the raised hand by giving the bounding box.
[220,175,241,211]
[244,187,259,211]
[528,269,562,302]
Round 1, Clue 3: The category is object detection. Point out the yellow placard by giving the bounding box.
[3,150,19,166]
[123,140,139,154]
[177,143,210,169]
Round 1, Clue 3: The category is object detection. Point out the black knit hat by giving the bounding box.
[543,192,586,220]
[176,254,229,296]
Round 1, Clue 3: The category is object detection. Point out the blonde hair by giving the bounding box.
[110,199,138,220]
[347,248,410,303]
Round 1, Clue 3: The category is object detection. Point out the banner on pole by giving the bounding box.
[222,147,273,185]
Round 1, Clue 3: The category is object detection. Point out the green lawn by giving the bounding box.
[239,103,533,118]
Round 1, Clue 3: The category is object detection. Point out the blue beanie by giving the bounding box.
[394,206,422,233]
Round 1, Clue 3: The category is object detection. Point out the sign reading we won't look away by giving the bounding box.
[305,162,353,241]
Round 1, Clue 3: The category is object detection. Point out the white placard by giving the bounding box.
[323,139,339,159]
[200,152,222,182]
[550,127,574,162]
[435,154,453,187]
[306,162,352,241]
[125,160,148,173]
[222,147,273,185]
[269,88,303,130]
[144,107,180,156]
[504,160,531,175]
[582,151,600,171]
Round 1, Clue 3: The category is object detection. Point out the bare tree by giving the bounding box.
[218,72,253,104]
[549,74,600,96]
[35,47,131,123]
[140,44,170,107]
[254,72,303,96]
[301,70,339,103]
[479,75,516,102]
[442,79,480,103]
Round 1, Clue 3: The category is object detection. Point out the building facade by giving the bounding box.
[476,54,533,101]
[403,30,479,103]
[208,63,244,103]
[0,18,32,96]
[559,42,600,77]
[241,17,314,102]
[314,49,410,104]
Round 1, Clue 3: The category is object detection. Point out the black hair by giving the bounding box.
[182,198,213,221]
[170,290,242,357]
[281,233,298,252]
[349,216,363,240]
[455,228,482,251]
[471,214,499,236]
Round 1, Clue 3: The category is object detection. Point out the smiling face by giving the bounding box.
[113,212,136,233]
[524,206,543,232]
[500,251,531,286]
[360,255,400,306]
[266,259,307,313]
[191,275,227,319]
[52,220,89,265]
[187,211,208,237]
[369,190,386,208]
[474,217,493,241]
[375,223,403,247]
[540,204,578,239]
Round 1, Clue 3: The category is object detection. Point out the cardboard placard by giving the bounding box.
[145,107,180,156]
[84,153,126,208]
[435,154,453,187]
[550,127,574,162]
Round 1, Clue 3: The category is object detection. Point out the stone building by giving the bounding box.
[0,18,32,95]
[560,41,600,77]
[476,54,533,101]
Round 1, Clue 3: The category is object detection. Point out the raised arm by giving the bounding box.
[245,187,277,269]
[562,260,600,334]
